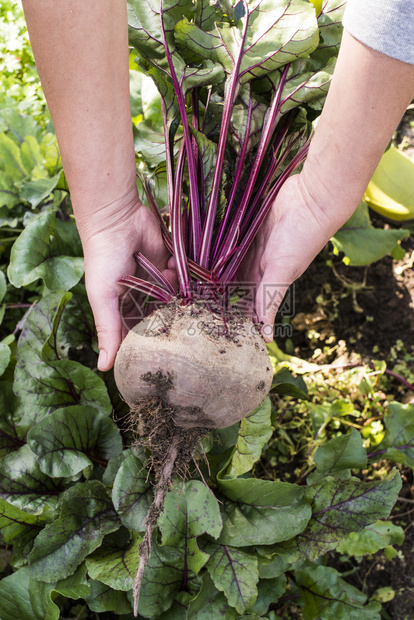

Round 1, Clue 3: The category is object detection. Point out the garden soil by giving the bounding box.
[278,226,414,617]
[273,107,414,618]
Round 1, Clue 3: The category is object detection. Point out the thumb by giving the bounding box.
[87,284,123,372]
[256,271,290,343]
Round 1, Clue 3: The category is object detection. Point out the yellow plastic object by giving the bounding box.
[308,0,322,14]
[364,146,414,221]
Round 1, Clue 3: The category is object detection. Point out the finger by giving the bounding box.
[234,285,256,322]
[162,267,179,291]
[119,287,147,338]
[86,283,123,371]
[256,271,290,343]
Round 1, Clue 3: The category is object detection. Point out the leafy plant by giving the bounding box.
[0,289,407,618]
[125,0,341,302]
[331,201,409,266]
[0,1,411,619]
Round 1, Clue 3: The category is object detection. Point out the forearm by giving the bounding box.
[22,0,138,240]
[302,30,414,231]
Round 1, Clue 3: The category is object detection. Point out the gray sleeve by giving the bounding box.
[342,0,414,65]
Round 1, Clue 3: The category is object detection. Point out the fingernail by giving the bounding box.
[98,349,108,370]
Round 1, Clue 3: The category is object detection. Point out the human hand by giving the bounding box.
[238,29,414,342]
[79,195,175,372]
[237,172,345,341]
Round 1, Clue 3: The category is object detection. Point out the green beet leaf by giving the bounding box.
[195,0,222,30]
[248,575,287,616]
[0,341,11,376]
[295,562,382,619]
[229,84,267,158]
[128,0,194,66]
[224,397,273,477]
[139,73,162,123]
[0,132,27,182]
[0,270,6,332]
[174,0,319,82]
[311,0,346,65]
[270,367,308,399]
[27,480,121,582]
[133,119,169,165]
[137,540,200,618]
[141,161,169,209]
[336,520,404,557]
[20,133,48,174]
[56,283,96,353]
[140,63,181,161]
[0,173,21,209]
[0,444,64,514]
[256,547,293,579]
[154,593,202,619]
[85,531,141,591]
[287,469,401,561]
[85,579,133,614]
[0,111,63,210]
[14,291,111,425]
[0,497,45,567]
[0,564,90,620]
[189,127,218,215]
[89,527,198,618]
[112,452,153,531]
[0,381,28,458]
[217,477,311,546]
[181,59,224,94]
[27,405,123,477]
[0,569,60,620]
[158,479,222,572]
[307,428,367,484]
[52,562,91,599]
[0,109,42,146]
[205,542,259,614]
[331,201,408,266]
[237,0,319,81]
[102,449,131,487]
[0,270,5,301]
[371,401,414,468]
[20,172,62,208]
[8,210,84,290]
[279,57,336,114]
[308,398,355,433]
[187,571,238,619]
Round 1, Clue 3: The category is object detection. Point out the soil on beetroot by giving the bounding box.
[126,393,207,477]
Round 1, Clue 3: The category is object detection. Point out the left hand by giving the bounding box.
[81,199,176,371]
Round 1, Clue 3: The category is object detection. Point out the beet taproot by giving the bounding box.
[114,301,272,429]
[114,300,272,615]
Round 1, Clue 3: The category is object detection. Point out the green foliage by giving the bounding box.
[0,1,46,120]
[295,563,382,619]
[112,452,153,531]
[336,520,404,557]
[331,201,409,266]
[371,401,414,467]
[224,397,273,477]
[0,1,409,618]
[8,211,83,290]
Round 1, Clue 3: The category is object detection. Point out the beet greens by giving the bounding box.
[124,0,343,303]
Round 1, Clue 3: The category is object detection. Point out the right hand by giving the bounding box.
[237,171,346,340]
